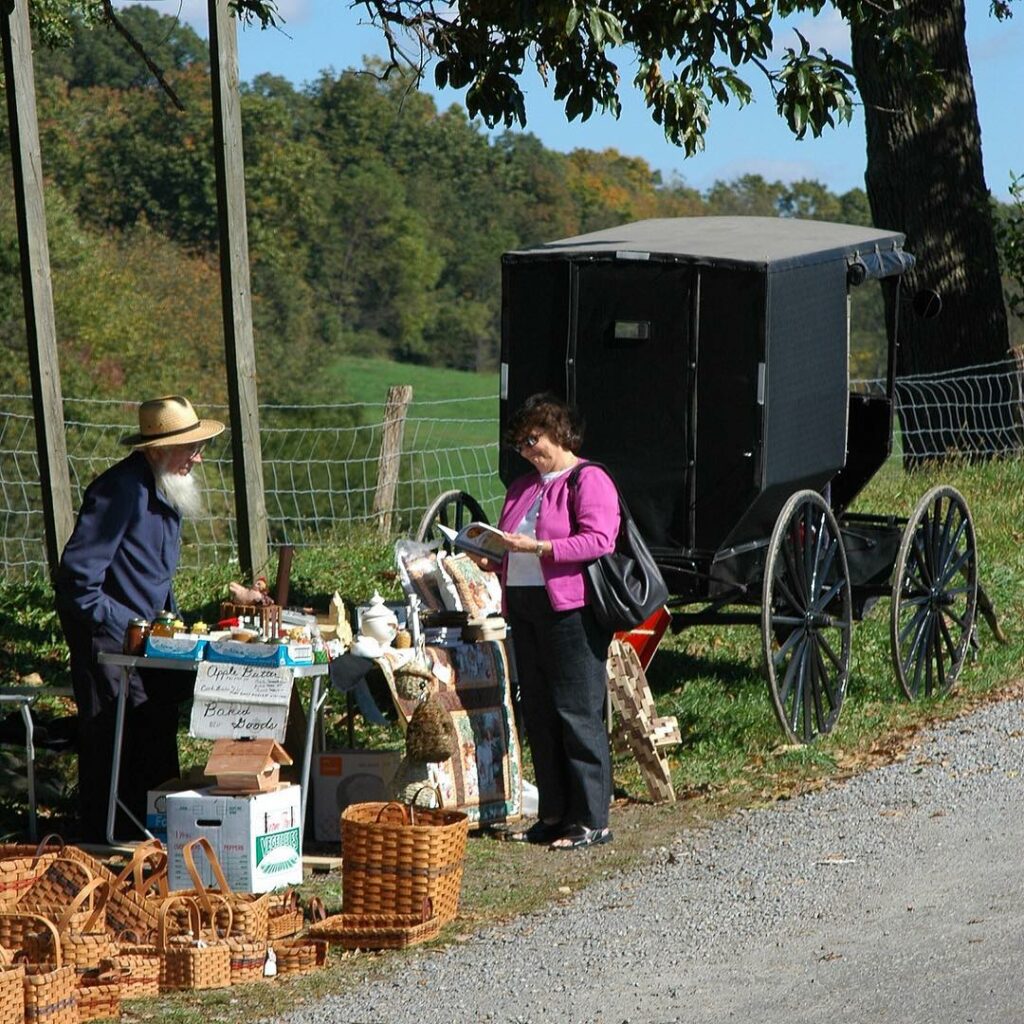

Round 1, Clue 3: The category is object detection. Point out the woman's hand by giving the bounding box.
[503,532,551,558]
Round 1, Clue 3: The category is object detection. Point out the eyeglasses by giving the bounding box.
[517,435,540,452]
[177,442,207,461]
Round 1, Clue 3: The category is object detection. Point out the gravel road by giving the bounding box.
[279,695,1024,1024]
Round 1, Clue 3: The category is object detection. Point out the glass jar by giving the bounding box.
[123,617,150,655]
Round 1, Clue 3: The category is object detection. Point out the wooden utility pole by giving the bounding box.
[208,0,269,577]
[373,385,413,535]
[1,0,74,579]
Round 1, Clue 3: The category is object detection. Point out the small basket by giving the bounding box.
[156,897,231,992]
[0,964,25,1024]
[17,918,78,1024]
[227,938,268,986]
[270,938,327,977]
[100,842,166,939]
[175,839,271,941]
[25,880,113,976]
[111,934,161,1001]
[266,891,304,941]
[76,966,121,1024]
[341,800,468,925]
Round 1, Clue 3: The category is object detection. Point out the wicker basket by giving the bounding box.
[309,909,440,950]
[111,934,160,1001]
[101,842,166,939]
[177,838,271,941]
[0,838,61,910]
[25,881,112,976]
[340,801,468,925]
[18,859,106,936]
[0,964,25,1024]
[270,938,327,978]
[266,891,304,940]
[227,938,268,986]
[156,897,231,992]
[76,965,121,1024]
[17,917,78,1024]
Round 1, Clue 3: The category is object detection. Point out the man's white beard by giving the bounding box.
[155,468,205,519]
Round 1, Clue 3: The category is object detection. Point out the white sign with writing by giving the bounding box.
[189,662,293,742]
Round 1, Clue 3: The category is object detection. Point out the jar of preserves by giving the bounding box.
[150,611,176,638]
[123,617,150,656]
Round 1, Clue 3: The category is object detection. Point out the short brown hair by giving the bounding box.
[504,393,584,454]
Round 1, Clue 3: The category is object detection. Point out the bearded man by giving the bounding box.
[55,395,224,841]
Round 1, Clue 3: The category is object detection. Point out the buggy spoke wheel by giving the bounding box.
[414,490,489,550]
[762,490,852,744]
[891,485,977,700]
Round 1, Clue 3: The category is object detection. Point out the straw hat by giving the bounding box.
[120,395,225,448]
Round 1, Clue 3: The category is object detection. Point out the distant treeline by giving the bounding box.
[0,6,1017,408]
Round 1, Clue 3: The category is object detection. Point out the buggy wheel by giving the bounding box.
[762,490,852,744]
[414,490,489,550]
[890,485,978,700]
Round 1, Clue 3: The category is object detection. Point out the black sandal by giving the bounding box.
[506,820,565,844]
[548,824,613,850]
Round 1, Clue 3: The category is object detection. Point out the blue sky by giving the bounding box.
[143,0,1020,201]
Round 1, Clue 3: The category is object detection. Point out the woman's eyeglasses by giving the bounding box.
[516,435,540,451]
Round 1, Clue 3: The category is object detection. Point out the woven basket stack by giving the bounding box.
[0,794,470,1019]
[0,835,321,1022]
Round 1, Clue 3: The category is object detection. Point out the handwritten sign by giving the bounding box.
[190,662,293,742]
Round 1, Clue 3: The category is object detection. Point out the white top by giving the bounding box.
[506,467,573,588]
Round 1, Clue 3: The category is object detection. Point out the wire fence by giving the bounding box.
[1,357,1022,581]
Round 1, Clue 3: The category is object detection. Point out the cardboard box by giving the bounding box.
[166,784,303,892]
[146,772,205,844]
[204,639,313,667]
[313,749,403,842]
[204,738,293,793]
[144,635,207,660]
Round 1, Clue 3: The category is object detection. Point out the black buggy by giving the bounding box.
[422,217,982,744]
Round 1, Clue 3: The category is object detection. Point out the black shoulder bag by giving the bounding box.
[567,462,669,633]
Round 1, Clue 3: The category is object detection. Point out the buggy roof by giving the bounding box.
[507,216,912,276]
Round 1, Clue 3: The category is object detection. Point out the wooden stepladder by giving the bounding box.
[606,638,680,803]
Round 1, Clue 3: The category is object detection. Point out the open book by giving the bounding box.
[436,521,509,560]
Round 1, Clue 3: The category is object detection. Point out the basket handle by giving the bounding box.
[55,877,109,936]
[407,784,443,823]
[31,832,66,867]
[18,913,64,968]
[374,801,411,824]
[112,840,167,897]
[183,836,233,898]
[156,895,214,951]
[306,896,327,924]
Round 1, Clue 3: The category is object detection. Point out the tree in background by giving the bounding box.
[325,0,1018,459]
[850,0,1018,461]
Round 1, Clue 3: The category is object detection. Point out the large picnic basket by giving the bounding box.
[340,801,468,926]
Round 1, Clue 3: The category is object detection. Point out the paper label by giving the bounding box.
[189,662,292,741]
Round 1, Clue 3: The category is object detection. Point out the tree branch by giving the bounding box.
[100,0,185,111]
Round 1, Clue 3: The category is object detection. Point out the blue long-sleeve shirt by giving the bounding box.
[55,450,181,643]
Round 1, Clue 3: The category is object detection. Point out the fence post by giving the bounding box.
[373,385,413,536]
[2,0,74,581]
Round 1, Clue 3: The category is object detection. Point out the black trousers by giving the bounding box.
[58,609,193,842]
[506,586,612,830]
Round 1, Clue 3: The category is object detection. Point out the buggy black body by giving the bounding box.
[493,217,980,743]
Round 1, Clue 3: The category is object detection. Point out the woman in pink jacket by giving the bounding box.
[493,394,620,850]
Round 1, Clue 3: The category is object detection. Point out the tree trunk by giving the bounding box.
[850,0,1019,464]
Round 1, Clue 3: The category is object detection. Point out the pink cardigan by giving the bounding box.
[497,461,620,611]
